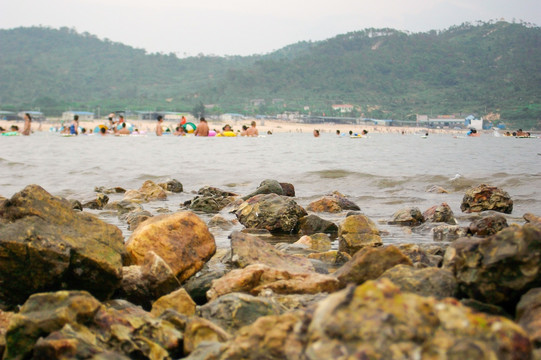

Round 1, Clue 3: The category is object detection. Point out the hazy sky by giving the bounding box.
[1,0,539,57]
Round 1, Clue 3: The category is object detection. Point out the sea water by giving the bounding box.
[1,132,540,248]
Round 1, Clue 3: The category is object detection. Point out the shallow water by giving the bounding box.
[1,132,540,248]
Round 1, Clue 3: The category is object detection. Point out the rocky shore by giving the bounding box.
[0,180,540,359]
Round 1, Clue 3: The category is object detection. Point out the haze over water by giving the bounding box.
[1,132,540,247]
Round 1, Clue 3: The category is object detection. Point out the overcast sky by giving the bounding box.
[1,0,539,57]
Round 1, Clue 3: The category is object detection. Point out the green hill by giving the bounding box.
[1,21,540,128]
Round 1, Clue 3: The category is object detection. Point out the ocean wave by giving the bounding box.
[306,169,376,179]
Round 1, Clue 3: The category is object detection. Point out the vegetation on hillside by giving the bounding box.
[0,21,540,128]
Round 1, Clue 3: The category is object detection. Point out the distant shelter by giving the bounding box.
[62,111,94,121]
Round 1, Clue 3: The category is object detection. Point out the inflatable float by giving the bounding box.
[1,131,19,136]
[216,131,237,137]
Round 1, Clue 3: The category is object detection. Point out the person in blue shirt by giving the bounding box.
[69,115,79,135]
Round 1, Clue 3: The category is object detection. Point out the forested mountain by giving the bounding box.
[1,21,540,127]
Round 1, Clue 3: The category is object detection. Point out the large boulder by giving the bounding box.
[337,214,382,255]
[306,191,360,213]
[0,185,124,307]
[379,264,457,298]
[516,288,541,352]
[242,179,284,200]
[206,264,341,301]
[230,231,314,273]
[443,223,541,311]
[235,193,307,233]
[467,214,508,236]
[422,202,457,224]
[388,207,424,226]
[333,245,412,286]
[298,214,338,235]
[460,183,513,214]
[125,211,216,283]
[198,293,285,333]
[3,291,184,360]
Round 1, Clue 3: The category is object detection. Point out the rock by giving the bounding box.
[0,310,13,357]
[307,191,360,213]
[422,202,457,224]
[82,193,109,210]
[197,186,238,198]
[125,211,216,283]
[467,214,508,236]
[188,186,239,213]
[124,209,152,231]
[217,312,303,360]
[460,299,511,318]
[460,183,513,214]
[260,293,328,312]
[198,293,285,333]
[524,213,541,227]
[242,179,284,200]
[104,199,143,215]
[183,317,230,355]
[235,193,307,234]
[337,214,382,255]
[516,288,541,350]
[0,185,124,307]
[426,185,449,193]
[116,265,150,308]
[300,280,531,359]
[159,179,183,193]
[206,264,341,301]
[230,231,315,273]
[279,182,295,197]
[395,243,443,268]
[298,214,338,235]
[69,199,83,211]
[274,242,318,257]
[151,288,196,318]
[433,224,468,241]
[123,180,167,203]
[307,251,352,269]
[443,223,541,311]
[182,341,223,360]
[388,207,424,226]
[294,233,332,252]
[333,245,413,286]
[183,249,232,305]
[378,264,457,298]
[94,186,126,194]
[208,214,235,230]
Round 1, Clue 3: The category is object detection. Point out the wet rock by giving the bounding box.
[274,242,318,257]
[116,251,181,309]
[197,186,238,198]
[126,211,216,283]
[443,223,541,311]
[422,202,457,224]
[0,185,124,307]
[467,214,509,236]
[388,206,425,226]
[104,199,143,215]
[198,292,285,333]
[208,214,235,230]
[307,191,360,213]
[279,182,295,197]
[294,233,332,252]
[190,196,233,213]
[235,193,307,234]
[516,288,541,350]
[94,186,126,194]
[0,310,13,357]
[69,199,83,211]
[124,209,152,231]
[307,251,352,269]
[300,280,531,359]
[183,317,230,355]
[82,193,109,210]
[395,243,443,268]
[242,179,284,200]
[151,288,196,318]
[159,179,183,193]
[298,214,338,235]
[230,231,314,273]
[524,213,541,227]
[460,183,513,214]
[183,249,232,305]
[426,185,449,193]
[123,180,167,203]
[337,214,382,255]
[206,264,341,301]
[333,245,412,286]
[433,224,468,241]
[378,264,457,298]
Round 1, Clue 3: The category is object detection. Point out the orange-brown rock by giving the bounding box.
[151,288,196,317]
[183,317,230,355]
[207,264,341,301]
[294,233,332,252]
[126,211,216,282]
[338,214,382,255]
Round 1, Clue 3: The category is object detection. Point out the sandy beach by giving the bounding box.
[1,117,469,136]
